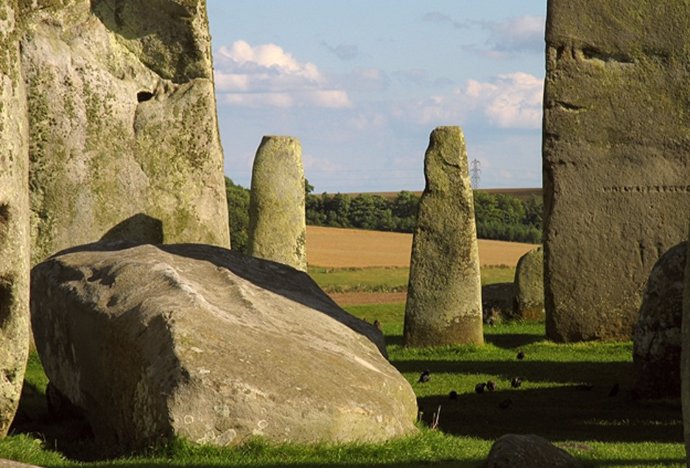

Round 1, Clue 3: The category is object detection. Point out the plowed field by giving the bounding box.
[306,225,538,268]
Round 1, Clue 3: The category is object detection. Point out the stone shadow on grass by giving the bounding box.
[417,386,682,443]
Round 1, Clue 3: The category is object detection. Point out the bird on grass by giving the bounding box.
[516,351,525,360]
[486,380,496,392]
[499,399,512,409]
[511,377,522,388]
[475,382,486,394]
[418,369,431,383]
[373,320,381,331]
[449,390,458,400]
[608,383,619,397]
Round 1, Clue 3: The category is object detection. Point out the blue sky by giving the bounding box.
[207,1,547,192]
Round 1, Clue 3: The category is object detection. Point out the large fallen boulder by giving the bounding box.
[633,242,685,399]
[30,242,417,451]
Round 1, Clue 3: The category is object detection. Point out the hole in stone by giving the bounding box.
[137,91,154,103]
[0,277,12,330]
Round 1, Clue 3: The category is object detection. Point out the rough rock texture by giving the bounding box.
[543,1,690,341]
[21,0,229,265]
[682,234,690,467]
[403,127,483,347]
[513,247,544,321]
[30,242,417,451]
[633,242,685,399]
[0,460,43,468]
[0,0,31,438]
[248,136,306,271]
[486,434,578,468]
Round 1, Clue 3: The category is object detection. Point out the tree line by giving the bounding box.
[226,177,542,253]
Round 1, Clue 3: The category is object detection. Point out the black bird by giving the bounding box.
[475,382,486,394]
[449,390,458,400]
[516,351,525,360]
[499,399,512,409]
[511,377,522,388]
[608,383,619,397]
[418,370,431,383]
[373,320,381,331]
[486,380,496,392]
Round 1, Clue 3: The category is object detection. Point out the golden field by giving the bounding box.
[306,225,538,268]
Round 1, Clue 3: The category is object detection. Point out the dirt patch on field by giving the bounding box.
[307,226,537,268]
[328,291,407,306]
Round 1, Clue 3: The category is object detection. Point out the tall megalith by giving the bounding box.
[0,0,31,437]
[681,226,690,461]
[403,127,483,347]
[543,1,690,341]
[513,247,544,321]
[248,136,307,272]
[21,0,230,264]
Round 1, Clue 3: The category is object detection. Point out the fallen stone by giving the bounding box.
[0,0,31,438]
[30,242,417,451]
[248,136,307,271]
[633,242,685,399]
[0,460,43,468]
[513,247,544,321]
[543,1,690,341]
[404,126,483,346]
[486,434,579,468]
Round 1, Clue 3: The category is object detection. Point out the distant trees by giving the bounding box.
[226,177,542,247]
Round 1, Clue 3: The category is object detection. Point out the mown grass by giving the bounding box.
[2,273,685,467]
[308,265,515,293]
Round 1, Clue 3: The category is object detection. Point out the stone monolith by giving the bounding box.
[682,227,690,462]
[403,126,483,347]
[633,242,685,400]
[0,0,31,437]
[513,247,544,321]
[248,136,306,271]
[543,1,690,341]
[21,0,229,264]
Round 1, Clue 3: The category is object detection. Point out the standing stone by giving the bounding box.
[543,1,690,341]
[403,127,483,347]
[513,247,544,321]
[486,434,578,468]
[633,242,685,400]
[248,136,307,272]
[21,0,229,265]
[0,0,31,437]
[682,230,690,462]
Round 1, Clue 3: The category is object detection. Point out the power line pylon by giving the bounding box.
[470,159,481,189]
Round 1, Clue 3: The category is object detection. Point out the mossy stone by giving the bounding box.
[0,0,31,438]
[248,136,306,272]
[513,246,544,321]
[403,126,483,347]
[544,0,690,341]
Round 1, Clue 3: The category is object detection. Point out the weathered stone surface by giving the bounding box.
[248,136,306,272]
[403,126,483,347]
[30,242,417,451]
[21,0,229,265]
[543,1,690,341]
[633,242,685,399]
[513,247,544,321]
[486,434,578,468]
[0,0,31,438]
[679,231,690,461]
[0,460,43,468]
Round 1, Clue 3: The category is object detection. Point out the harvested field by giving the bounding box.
[306,225,538,268]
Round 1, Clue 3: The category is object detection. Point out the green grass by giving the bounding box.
[307,265,515,293]
[2,269,685,467]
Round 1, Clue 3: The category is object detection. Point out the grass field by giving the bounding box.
[2,229,683,467]
[306,225,538,268]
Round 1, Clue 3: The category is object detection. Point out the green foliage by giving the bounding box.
[225,177,249,253]
[305,188,543,243]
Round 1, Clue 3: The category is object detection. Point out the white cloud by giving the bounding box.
[214,40,351,108]
[391,72,543,130]
[488,16,545,53]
